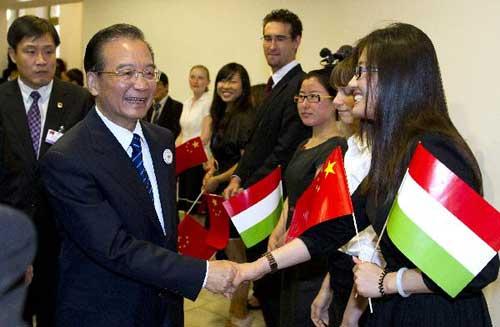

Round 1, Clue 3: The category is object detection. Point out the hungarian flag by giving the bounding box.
[387,144,500,297]
[175,136,208,175]
[287,146,353,241]
[177,214,217,260]
[205,194,230,249]
[223,167,283,248]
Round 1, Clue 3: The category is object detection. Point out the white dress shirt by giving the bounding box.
[344,135,372,194]
[270,60,299,87]
[178,92,212,143]
[95,107,165,233]
[18,77,54,156]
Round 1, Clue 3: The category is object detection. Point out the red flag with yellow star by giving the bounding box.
[177,213,217,260]
[175,136,208,175]
[286,146,353,241]
[205,194,230,249]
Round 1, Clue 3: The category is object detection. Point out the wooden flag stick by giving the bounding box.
[185,190,205,217]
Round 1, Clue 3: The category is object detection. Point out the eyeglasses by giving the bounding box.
[261,35,291,44]
[294,94,334,103]
[354,66,379,80]
[97,68,159,82]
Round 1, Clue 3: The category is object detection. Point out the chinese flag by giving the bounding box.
[175,137,208,175]
[177,214,217,260]
[205,194,230,249]
[286,146,353,241]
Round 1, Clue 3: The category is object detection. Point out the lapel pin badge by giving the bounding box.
[163,149,173,164]
[57,102,63,109]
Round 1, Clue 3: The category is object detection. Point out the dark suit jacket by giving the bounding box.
[235,64,310,188]
[39,109,206,327]
[0,78,93,319]
[146,96,183,139]
[0,205,36,327]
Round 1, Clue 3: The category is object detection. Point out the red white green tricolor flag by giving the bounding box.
[223,167,283,248]
[387,144,500,298]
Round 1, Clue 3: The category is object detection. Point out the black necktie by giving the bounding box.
[264,76,274,98]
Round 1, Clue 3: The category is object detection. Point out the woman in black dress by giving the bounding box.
[267,67,348,326]
[342,23,499,326]
[202,63,255,326]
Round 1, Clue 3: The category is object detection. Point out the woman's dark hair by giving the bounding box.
[330,53,356,89]
[210,63,252,143]
[302,67,337,97]
[65,68,84,86]
[250,83,266,108]
[356,23,482,203]
[55,58,67,79]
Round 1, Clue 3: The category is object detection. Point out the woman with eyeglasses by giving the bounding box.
[307,55,373,327]
[177,65,212,214]
[340,23,499,326]
[265,66,349,326]
[202,63,256,326]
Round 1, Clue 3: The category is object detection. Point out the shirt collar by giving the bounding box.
[18,77,53,103]
[95,106,144,151]
[271,60,299,87]
[158,95,169,107]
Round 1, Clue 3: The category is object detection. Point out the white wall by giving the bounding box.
[58,2,83,70]
[83,0,500,322]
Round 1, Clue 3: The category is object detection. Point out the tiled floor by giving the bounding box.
[184,289,265,327]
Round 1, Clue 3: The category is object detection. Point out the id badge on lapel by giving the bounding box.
[45,126,65,145]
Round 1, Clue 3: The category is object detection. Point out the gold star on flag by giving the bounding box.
[212,199,218,207]
[192,141,199,148]
[324,161,336,177]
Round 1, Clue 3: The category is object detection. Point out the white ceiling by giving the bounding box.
[0,0,82,10]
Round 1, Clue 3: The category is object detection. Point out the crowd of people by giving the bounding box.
[0,7,498,327]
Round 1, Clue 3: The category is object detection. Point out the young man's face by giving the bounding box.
[9,33,57,89]
[262,22,301,72]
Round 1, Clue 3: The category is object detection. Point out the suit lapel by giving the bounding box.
[158,97,171,123]
[1,81,37,162]
[142,123,176,241]
[86,110,165,236]
[40,80,66,156]
[255,64,302,124]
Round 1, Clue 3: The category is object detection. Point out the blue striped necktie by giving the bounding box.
[130,133,153,201]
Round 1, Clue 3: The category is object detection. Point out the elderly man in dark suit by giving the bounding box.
[0,15,93,326]
[39,24,236,327]
[146,71,183,139]
[224,9,310,327]
[0,205,36,327]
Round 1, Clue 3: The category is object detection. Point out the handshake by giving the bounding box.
[204,259,269,297]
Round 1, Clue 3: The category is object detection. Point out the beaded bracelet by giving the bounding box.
[378,269,389,296]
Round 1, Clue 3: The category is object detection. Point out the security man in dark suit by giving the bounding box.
[0,15,93,326]
[39,23,236,327]
[146,71,183,139]
[224,9,311,327]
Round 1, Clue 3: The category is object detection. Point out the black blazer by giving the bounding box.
[146,96,183,139]
[235,64,310,188]
[0,79,92,271]
[39,109,206,327]
[0,78,92,218]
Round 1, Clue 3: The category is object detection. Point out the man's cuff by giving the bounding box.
[202,261,209,288]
